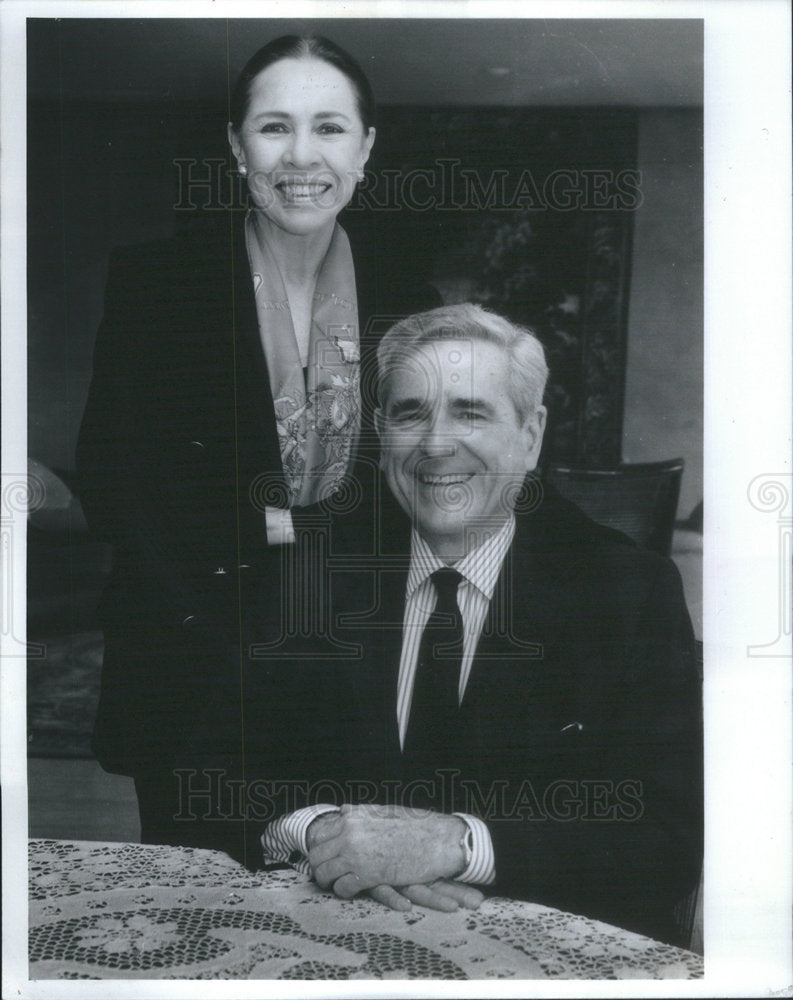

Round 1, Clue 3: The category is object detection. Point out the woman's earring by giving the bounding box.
[239,163,248,176]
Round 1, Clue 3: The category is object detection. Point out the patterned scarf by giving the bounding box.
[245,213,361,508]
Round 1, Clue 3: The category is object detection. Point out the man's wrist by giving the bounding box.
[306,809,341,852]
[261,804,339,866]
[458,824,474,873]
[435,814,468,879]
[451,813,496,885]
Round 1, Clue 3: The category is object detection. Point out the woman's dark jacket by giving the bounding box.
[76,211,439,780]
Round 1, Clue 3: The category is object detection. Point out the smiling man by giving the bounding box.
[375,315,546,563]
[262,303,702,946]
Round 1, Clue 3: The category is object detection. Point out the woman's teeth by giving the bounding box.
[278,183,330,200]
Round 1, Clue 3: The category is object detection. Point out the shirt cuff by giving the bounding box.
[265,506,296,546]
[452,813,496,885]
[261,804,340,871]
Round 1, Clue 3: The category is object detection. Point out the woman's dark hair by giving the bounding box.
[229,35,375,133]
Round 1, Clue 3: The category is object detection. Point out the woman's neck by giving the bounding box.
[251,212,335,287]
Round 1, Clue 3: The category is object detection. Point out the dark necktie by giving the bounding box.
[403,567,464,759]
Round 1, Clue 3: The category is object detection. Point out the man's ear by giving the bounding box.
[373,407,386,467]
[374,407,385,441]
[523,405,547,472]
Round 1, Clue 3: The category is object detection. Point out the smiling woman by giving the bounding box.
[228,52,374,371]
[74,33,438,864]
[229,58,374,239]
[230,48,373,223]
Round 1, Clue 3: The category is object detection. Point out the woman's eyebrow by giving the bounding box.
[314,111,353,122]
[249,110,353,123]
[249,111,291,122]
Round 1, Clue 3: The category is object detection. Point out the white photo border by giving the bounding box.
[2,1,791,997]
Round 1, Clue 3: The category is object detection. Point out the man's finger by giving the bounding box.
[307,833,345,869]
[305,812,343,850]
[369,885,412,912]
[332,872,364,899]
[427,880,484,909]
[398,884,459,912]
[312,856,354,890]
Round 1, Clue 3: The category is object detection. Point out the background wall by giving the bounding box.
[27,103,181,482]
[623,108,703,520]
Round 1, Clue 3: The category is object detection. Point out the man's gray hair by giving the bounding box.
[377,302,549,424]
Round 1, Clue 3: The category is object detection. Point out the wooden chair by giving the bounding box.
[543,458,685,557]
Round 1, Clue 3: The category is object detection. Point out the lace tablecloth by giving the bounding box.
[29,839,703,980]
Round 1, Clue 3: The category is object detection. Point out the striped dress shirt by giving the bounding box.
[398,516,516,746]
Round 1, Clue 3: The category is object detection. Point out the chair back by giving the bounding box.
[544,459,685,556]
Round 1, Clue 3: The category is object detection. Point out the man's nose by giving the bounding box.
[418,416,457,456]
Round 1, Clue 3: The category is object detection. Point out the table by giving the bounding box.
[29,839,703,980]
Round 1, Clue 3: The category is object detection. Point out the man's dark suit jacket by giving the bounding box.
[75,211,438,799]
[314,481,703,946]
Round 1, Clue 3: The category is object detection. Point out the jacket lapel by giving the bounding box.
[461,522,548,736]
[460,497,586,742]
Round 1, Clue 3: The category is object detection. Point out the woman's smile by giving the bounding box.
[273,177,334,206]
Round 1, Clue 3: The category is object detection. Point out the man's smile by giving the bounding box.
[417,472,474,486]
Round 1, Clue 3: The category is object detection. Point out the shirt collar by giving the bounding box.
[407,515,516,602]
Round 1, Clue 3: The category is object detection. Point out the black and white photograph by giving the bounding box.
[2,1,790,995]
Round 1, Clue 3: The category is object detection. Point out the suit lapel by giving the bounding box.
[460,503,580,741]
[462,527,544,732]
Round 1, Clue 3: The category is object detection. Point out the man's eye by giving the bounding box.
[389,409,423,425]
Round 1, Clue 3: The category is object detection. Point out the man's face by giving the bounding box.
[376,337,546,560]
